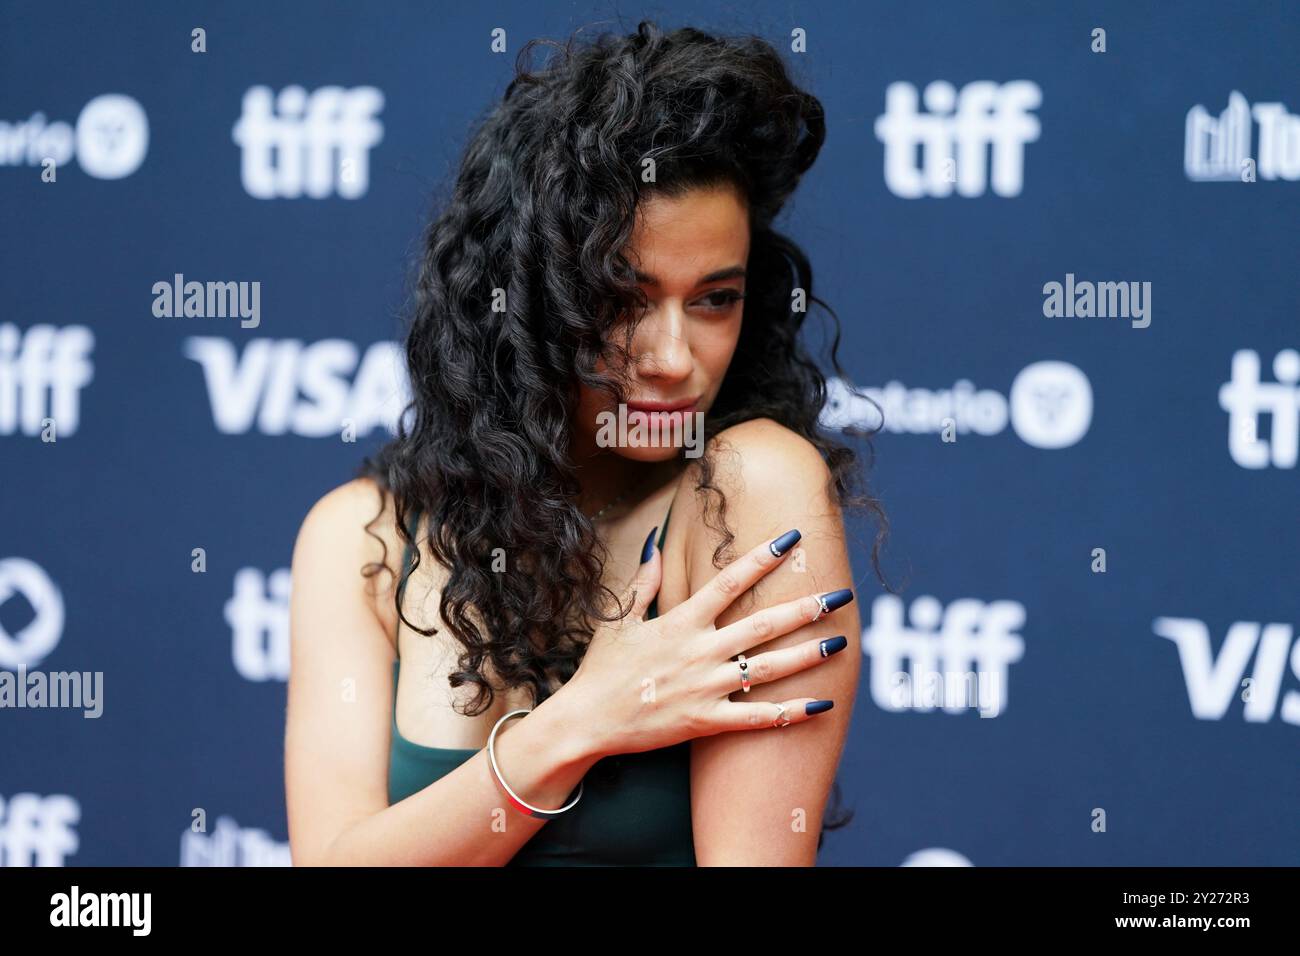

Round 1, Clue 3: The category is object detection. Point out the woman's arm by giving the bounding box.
[682,419,863,866]
[284,479,604,866]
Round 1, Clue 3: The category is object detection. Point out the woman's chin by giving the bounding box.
[608,444,685,464]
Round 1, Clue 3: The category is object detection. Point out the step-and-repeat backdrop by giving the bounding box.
[2,2,1296,865]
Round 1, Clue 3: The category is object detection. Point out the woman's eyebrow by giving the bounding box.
[632,265,747,285]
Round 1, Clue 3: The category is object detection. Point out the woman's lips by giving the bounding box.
[625,398,699,428]
[626,396,700,413]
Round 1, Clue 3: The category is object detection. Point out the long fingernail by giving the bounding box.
[806,700,834,715]
[640,526,659,564]
[819,635,847,657]
[769,529,801,557]
[818,588,854,614]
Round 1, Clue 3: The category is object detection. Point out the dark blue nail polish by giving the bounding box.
[806,700,834,716]
[818,588,854,614]
[640,526,659,564]
[769,529,801,557]
[819,635,847,657]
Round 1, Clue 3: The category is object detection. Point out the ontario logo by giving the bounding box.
[821,360,1093,449]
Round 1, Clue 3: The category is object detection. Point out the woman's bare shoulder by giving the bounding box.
[677,417,839,565]
[681,417,833,507]
[293,476,406,646]
[707,417,829,482]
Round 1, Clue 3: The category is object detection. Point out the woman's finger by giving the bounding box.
[713,587,855,660]
[708,633,848,696]
[626,525,663,619]
[706,695,834,734]
[679,529,802,625]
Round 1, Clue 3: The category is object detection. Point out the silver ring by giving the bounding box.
[771,703,792,728]
[736,654,751,693]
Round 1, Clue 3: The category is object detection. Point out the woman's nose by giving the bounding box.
[636,304,693,380]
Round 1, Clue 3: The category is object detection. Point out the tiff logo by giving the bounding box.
[874,80,1041,198]
[0,792,80,866]
[861,594,1026,717]
[0,324,94,437]
[226,568,289,682]
[1218,348,1300,469]
[1186,90,1300,181]
[181,814,290,867]
[231,85,384,199]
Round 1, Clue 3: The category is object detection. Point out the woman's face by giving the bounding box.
[573,181,750,463]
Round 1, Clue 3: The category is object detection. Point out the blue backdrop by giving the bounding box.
[2,1,1296,866]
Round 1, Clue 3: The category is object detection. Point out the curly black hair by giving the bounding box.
[360,19,888,853]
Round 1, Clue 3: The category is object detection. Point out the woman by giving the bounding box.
[285,20,884,866]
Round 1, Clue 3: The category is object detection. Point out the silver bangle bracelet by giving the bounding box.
[486,708,584,819]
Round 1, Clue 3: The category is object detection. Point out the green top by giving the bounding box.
[387,506,695,866]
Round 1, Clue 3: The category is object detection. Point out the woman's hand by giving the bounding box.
[563,528,853,758]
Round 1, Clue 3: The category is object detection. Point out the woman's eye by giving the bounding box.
[697,290,745,311]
